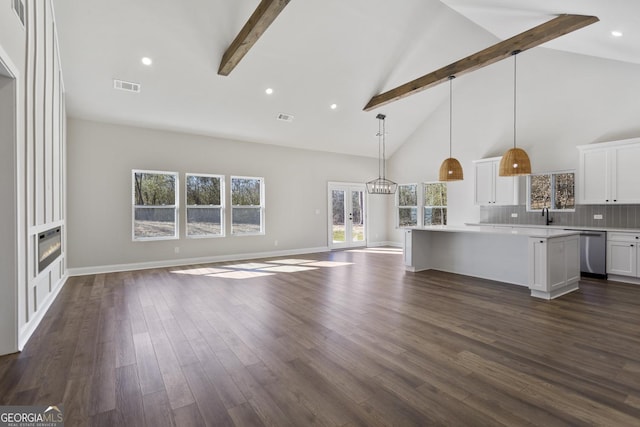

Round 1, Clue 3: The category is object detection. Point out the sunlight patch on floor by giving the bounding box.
[169,256,359,281]
[261,265,319,273]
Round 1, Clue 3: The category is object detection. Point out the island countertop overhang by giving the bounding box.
[406,225,580,239]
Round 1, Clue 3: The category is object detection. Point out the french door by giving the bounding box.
[328,183,366,249]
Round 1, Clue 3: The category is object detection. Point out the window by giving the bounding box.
[528,171,575,211]
[186,174,224,238]
[132,170,178,240]
[231,176,264,235]
[397,184,418,227]
[424,182,447,225]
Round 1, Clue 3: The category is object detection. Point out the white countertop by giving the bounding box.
[468,223,640,234]
[409,225,580,239]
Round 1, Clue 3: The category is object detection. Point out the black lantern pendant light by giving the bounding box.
[366,114,397,194]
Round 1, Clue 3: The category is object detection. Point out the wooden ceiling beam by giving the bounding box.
[363,14,599,111]
[218,0,291,76]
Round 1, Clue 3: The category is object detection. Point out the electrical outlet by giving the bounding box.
[274,240,279,247]
[174,247,180,254]
[511,213,518,218]
[594,214,603,220]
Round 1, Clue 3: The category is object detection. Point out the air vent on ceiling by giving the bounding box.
[276,112,294,122]
[113,79,141,93]
[12,0,25,26]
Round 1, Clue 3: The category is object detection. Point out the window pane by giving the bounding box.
[232,207,261,234]
[134,172,175,206]
[424,207,447,226]
[399,207,417,227]
[187,175,221,205]
[187,207,222,236]
[424,183,447,207]
[530,174,551,210]
[398,184,417,206]
[554,173,575,210]
[232,178,261,205]
[134,207,176,238]
[351,191,364,242]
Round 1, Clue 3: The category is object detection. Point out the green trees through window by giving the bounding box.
[186,174,223,237]
[133,171,178,240]
[231,177,264,235]
[528,172,575,210]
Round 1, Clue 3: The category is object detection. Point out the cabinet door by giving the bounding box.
[474,161,495,205]
[612,145,640,203]
[404,230,412,266]
[494,172,518,205]
[579,149,608,204]
[607,241,636,276]
[528,239,547,291]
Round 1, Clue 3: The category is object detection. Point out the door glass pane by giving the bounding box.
[351,191,364,242]
[332,190,345,243]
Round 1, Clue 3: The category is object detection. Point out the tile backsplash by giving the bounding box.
[479,204,640,229]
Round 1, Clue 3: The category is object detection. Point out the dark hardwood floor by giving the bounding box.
[2,247,640,426]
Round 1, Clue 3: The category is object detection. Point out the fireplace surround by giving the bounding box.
[38,227,61,273]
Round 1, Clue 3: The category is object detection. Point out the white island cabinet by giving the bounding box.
[404,226,580,300]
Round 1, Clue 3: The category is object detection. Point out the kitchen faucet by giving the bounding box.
[542,207,553,226]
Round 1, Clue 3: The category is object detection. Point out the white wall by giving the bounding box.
[67,118,388,272]
[387,48,640,243]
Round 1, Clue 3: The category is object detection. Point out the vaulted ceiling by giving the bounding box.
[53,0,640,158]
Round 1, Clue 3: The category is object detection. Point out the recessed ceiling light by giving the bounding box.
[611,30,623,37]
[141,57,153,66]
[265,88,273,95]
[330,103,337,110]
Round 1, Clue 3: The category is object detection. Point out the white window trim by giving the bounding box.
[526,170,576,212]
[185,173,225,239]
[132,169,179,241]
[231,176,265,236]
[396,183,419,229]
[423,181,447,226]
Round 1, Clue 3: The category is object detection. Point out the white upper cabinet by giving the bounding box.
[578,138,640,204]
[473,157,519,205]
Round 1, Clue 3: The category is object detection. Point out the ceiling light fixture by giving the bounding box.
[439,76,463,181]
[611,30,623,37]
[141,57,152,66]
[499,51,531,177]
[366,114,397,195]
[330,103,337,110]
[265,88,273,95]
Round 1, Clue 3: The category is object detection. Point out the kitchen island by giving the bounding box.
[404,225,580,300]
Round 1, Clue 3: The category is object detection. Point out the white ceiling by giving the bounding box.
[52,0,640,158]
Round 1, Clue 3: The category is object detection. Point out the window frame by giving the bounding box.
[231,176,265,236]
[423,181,447,226]
[132,169,179,242]
[527,170,576,212]
[185,173,225,239]
[396,183,419,228]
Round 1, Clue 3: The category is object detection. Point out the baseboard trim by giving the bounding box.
[18,273,68,350]
[368,241,402,248]
[67,246,331,276]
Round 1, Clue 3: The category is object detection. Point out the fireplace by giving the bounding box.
[38,227,62,273]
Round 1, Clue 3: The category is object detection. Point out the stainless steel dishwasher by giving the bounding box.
[577,230,607,279]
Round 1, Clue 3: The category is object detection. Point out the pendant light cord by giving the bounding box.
[382,117,386,180]
[449,76,454,158]
[513,52,518,150]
